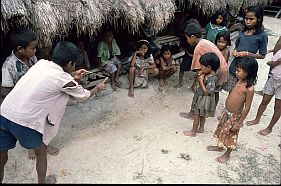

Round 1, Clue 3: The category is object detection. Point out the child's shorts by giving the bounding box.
[104,60,121,74]
[0,115,44,150]
[263,76,281,100]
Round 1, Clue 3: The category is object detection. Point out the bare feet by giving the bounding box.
[111,83,117,91]
[115,80,123,87]
[45,174,57,183]
[246,119,260,126]
[216,154,230,163]
[174,83,182,88]
[179,112,194,119]
[128,87,134,97]
[159,79,165,87]
[183,130,196,137]
[47,146,59,156]
[196,128,204,133]
[28,149,36,160]
[255,90,263,96]
[257,128,272,136]
[206,145,224,152]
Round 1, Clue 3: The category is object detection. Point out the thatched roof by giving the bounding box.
[1,0,273,47]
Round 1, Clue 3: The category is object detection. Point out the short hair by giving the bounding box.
[199,52,220,72]
[215,31,231,46]
[210,9,228,27]
[161,44,171,53]
[51,41,79,67]
[236,56,258,88]
[10,27,38,50]
[184,23,202,38]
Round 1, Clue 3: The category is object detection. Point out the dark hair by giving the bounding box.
[51,41,79,67]
[184,23,202,38]
[136,40,150,58]
[184,19,200,27]
[199,52,220,72]
[215,31,231,46]
[210,9,228,26]
[152,47,161,58]
[243,5,264,35]
[236,56,258,88]
[10,27,38,50]
[161,44,171,54]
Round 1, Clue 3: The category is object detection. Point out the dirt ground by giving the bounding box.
[2,16,281,184]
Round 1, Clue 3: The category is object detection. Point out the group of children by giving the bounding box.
[0,4,280,184]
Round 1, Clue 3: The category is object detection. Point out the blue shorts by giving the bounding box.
[0,115,44,150]
[180,55,192,71]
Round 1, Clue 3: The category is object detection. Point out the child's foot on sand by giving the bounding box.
[196,128,204,133]
[28,149,37,160]
[206,145,224,152]
[179,112,194,119]
[216,154,230,163]
[257,128,272,136]
[111,83,117,91]
[183,130,196,137]
[128,88,134,97]
[159,79,165,87]
[115,80,123,87]
[246,119,260,126]
[174,83,182,88]
[45,175,57,183]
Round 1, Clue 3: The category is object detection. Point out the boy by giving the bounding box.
[207,57,258,163]
[179,22,228,119]
[0,41,107,183]
[97,29,122,91]
[158,44,177,87]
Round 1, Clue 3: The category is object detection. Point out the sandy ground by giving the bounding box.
[2,16,281,184]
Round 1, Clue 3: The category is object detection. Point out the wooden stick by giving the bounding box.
[102,77,108,83]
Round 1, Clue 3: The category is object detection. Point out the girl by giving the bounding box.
[205,9,229,44]
[215,31,231,63]
[228,5,268,92]
[159,44,177,87]
[207,57,258,163]
[183,52,220,137]
[128,40,159,97]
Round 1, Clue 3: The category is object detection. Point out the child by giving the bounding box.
[228,5,268,92]
[207,56,258,163]
[1,28,38,98]
[158,44,177,87]
[215,31,231,63]
[205,9,229,44]
[128,40,159,97]
[97,29,122,91]
[246,48,281,136]
[0,41,107,183]
[179,22,228,119]
[183,52,220,137]
[76,39,91,70]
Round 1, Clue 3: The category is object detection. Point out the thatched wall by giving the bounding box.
[1,0,273,47]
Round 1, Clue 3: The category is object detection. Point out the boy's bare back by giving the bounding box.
[225,82,251,114]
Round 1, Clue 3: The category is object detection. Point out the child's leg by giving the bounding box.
[28,145,59,160]
[197,115,206,133]
[175,70,184,88]
[0,150,8,183]
[183,114,199,137]
[258,98,281,136]
[246,94,273,126]
[110,73,117,91]
[216,148,233,163]
[115,63,122,86]
[215,92,219,107]
[128,67,136,97]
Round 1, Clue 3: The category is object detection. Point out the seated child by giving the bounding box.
[158,44,177,87]
[76,39,91,70]
[97,29,122,91]
[128,40,159,97]
[183,52,220,137]
[207,57,258,163]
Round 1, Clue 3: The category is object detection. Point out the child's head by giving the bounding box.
[199,52,220,74]
[161,44,172,60]
[215,31,231,50]
[77,39,85,51]
[104,30,114,43]
[236,56,258,88]
[10,27,38,58]
[211,9,228,26]
[52,41,79,73]
[184,23,202,46]
[152,47,161,59]
[136,40,150,57]
[243,5,264,34]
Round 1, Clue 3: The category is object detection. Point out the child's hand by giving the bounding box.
[266,61,274,67]
[232,50,238,57]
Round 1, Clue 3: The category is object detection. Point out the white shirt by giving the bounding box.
[271,49,281,80]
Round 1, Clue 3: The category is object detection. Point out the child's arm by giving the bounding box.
[130,51,141,67]
[232,86,254,131]
[267,58,281,68]
[224,49,230,62]
[198,74,208,95]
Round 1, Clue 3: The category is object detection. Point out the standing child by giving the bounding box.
[183,52,220,137]
[207,57,258,163]
[215,31,231,63]
[228,5,268,92]
[205,9,229,44]
[158,44,177,87]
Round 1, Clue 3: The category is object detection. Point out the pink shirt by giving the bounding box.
[271,49,281,80]
[1,60,91,145]
[191,39,228,86]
